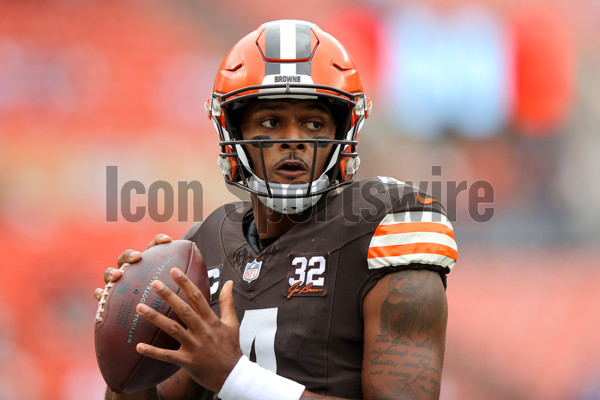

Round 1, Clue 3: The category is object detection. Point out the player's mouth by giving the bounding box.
[274,158,310,181]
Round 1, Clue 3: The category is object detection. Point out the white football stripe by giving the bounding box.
[370,231,457,250]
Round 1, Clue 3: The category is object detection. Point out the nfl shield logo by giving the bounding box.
[243,259,262,283]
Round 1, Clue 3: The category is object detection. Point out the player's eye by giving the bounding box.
[261,119,278,129]
[305,121,323,130]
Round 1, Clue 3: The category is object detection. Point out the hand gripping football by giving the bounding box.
[94,240,209,394]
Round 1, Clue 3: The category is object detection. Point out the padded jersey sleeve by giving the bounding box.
[367,209,457,273]
[357,178,457,301]
[182,221,203,241]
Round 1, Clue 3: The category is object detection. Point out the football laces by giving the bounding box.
[95,281,114,324]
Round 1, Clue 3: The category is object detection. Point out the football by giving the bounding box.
[94,239,209,394]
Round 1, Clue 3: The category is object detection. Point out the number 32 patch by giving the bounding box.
[285,253,329,298]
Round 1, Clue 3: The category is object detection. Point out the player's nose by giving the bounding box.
[279,123,306,150]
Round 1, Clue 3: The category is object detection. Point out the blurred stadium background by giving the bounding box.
[1,0,599,399]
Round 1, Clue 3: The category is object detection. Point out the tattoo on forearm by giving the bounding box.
[156,369,209,400]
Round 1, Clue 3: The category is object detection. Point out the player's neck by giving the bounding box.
[251,196,303,239]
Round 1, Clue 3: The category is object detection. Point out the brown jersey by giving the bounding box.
[183,177,457,399]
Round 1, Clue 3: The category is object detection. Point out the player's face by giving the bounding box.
[239,100,337,184]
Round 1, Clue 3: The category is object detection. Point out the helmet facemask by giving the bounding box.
[212,94,364,214]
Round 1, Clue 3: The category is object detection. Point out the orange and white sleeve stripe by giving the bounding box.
[367,211,457,271]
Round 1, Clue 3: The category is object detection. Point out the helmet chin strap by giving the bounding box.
[248,174,330,214]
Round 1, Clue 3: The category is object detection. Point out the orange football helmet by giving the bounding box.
[206,19,372,214]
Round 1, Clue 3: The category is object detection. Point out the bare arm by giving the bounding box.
[361,269,448,400]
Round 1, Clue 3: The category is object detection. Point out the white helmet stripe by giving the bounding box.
[264,20,312,76]
[280,20,296,60]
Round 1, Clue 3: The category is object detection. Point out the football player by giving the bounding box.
[96,20,457,400]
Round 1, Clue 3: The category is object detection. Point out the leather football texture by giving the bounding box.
[95,240,209,394]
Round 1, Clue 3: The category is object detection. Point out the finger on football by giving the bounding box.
[170,267,213,318]
[117,249,141,268]
[136,341,180,366]
[136,300,192,347]
[150,278,204,333]
[148,233,172,248]
[93,287,104,301]
[103,267,123,284]
[219,281,239,329]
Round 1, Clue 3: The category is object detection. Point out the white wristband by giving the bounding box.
[218,355,305,400]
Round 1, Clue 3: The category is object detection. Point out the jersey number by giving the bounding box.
[289,256,326,286]
[239,307,278,373]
